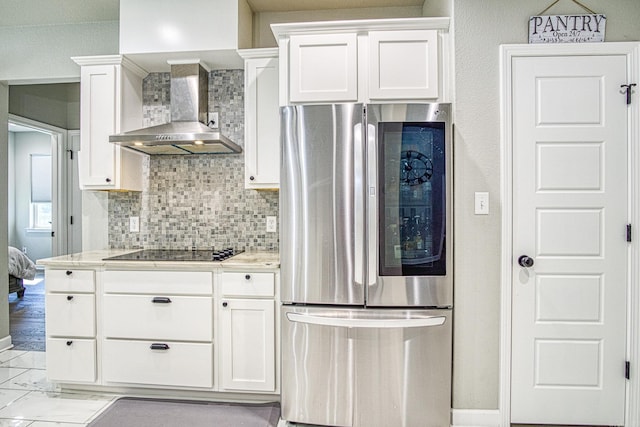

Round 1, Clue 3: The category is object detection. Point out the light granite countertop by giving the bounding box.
[37,249,280,270]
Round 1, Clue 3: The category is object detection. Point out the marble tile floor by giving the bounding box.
[0,350,291,427]
[0,350,118,426]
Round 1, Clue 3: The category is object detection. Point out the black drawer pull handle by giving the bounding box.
[222,301,228,307]
[152,297,172,304]
[150,343,170,350]
[245,274,251,280]
[66,341,73,346]
[66,270,73,276]
[67,295,74,301]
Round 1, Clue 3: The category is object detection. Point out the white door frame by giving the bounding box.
[500,42,640,426]
[8,113,69,257]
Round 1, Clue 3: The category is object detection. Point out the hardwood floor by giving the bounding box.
[8,271,45,351]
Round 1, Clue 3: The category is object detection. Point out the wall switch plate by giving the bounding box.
[475,192,490,215]
[129,216,140,232]
[266,216,277,233]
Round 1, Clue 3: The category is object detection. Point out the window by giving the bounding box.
[30,154,52,229]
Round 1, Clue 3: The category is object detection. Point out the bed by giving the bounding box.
[8,246,36,298]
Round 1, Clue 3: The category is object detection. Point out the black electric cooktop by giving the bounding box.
[103,248,242,262]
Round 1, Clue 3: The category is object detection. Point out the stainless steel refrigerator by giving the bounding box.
[280,103,452,427]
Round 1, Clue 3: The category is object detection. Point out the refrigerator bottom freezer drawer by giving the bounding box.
[281,306,452,427]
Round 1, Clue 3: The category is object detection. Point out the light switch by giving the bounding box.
[474,192,489,215]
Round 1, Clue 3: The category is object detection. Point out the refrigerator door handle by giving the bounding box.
[286,312,446,329]
[354,122,365,287]
[366,122,377,287]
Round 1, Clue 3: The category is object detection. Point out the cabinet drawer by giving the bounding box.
[104,270,213,295]
[221,272,275,297]
[102,339,213,388]
[103,295,212,341]
[46,269,95,293]
[46,338,96,383]
[45,294,95,337]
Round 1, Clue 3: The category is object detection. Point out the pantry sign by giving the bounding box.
[529,14,606,43]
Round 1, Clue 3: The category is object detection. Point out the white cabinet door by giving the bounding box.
[79,64,118,188]
[75,56,144,191]
[510,54,628,425]
[368,30,438,100]
[45,294,96,337]
[219,298,275,392]
[289,34,358,103]
[245,56,280,189]
[46,338,96,383]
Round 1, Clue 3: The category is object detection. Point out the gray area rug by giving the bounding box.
[88,397,280,427]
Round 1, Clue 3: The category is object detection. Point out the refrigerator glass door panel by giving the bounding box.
[280,104,365,305]
[281,306,452,427]
[366,104,453,308]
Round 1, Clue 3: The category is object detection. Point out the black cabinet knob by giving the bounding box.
[518,255,534,268]
[67,295,74,301]
[105,178,112,183]
[245,274,251,280]
[249,175,255,181]
[66,270,72,276]
[66,341,73,346]
[222,302,228,307]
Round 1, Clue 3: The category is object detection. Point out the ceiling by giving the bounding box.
[0,0,424,27]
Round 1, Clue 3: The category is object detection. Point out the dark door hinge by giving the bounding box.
[67,149,73,160]
[51,231,55,238]
[70,216,74,225]
[627,224,632,242]
[621,83,637,105]
[626,361,630,380]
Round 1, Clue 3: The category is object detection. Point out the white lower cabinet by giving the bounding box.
[219,298,276,392]
[102,270,214,389]
[43,265,279,396]
[102,339,213,388]
[219,271,277,392]
[45,269,97,384]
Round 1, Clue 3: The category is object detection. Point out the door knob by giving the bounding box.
[518,255,534,268]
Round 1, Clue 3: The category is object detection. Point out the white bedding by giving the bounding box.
[8,246,36,280]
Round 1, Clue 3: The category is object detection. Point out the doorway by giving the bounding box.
[7,115,82,351]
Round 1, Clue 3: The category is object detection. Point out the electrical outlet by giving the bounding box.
[129,216,140,232]
[266,216,277,233]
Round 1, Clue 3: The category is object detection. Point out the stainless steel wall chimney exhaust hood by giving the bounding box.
[109,61,242,155]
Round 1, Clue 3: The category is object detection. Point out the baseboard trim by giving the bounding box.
[0,335,13,353]
[451,409,501,427]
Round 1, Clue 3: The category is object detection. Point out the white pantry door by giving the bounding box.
[511,54,629,425]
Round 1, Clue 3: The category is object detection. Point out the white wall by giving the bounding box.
[0,21,118,84]
[9,84,80,130]
[10,132,52,263]
[451,0,640,410]
[253,6,423,47]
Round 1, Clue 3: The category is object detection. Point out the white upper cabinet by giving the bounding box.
[272,18,451,105]
[239,49,281,189]
[289,33,358,103]
[368,30,439,100]
[73,55,146,191]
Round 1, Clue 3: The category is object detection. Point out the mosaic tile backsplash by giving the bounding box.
[108,69,280,251]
